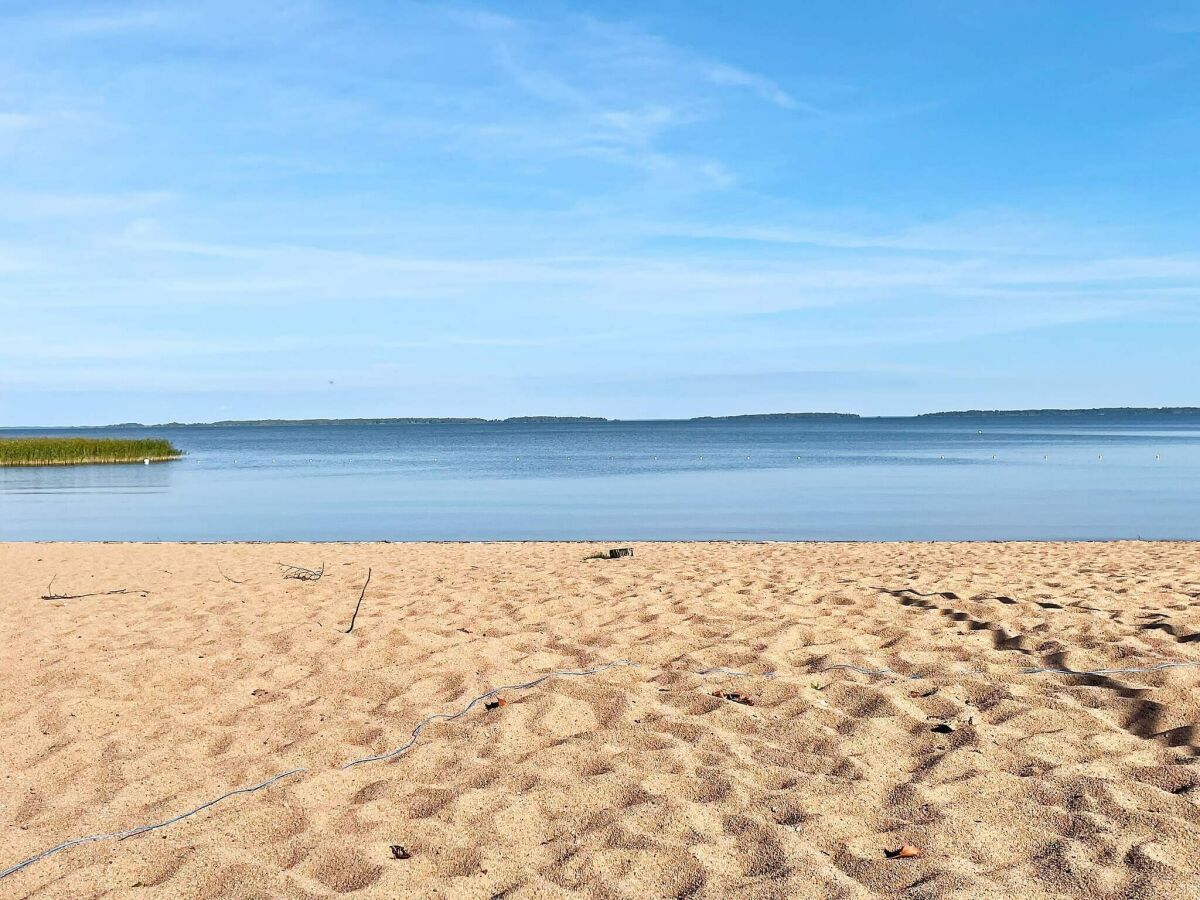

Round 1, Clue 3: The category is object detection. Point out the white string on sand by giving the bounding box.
[815,664,908,678]
[0,661,636,882]
[5,655,1198,881]
[808,660,1200,680]
[694,667,776,679]
[0,768,307,881]
[1020,661,1200,677]
[340,660,637,769]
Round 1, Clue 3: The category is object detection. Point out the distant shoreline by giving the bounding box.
[2,407,1199,430]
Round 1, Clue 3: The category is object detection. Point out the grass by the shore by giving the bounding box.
[0,437,183,467]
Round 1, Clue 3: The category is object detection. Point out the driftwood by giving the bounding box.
[584,547,635,561]
[279,562,324,581]
[42,575,148,601]
[342,569,372,634]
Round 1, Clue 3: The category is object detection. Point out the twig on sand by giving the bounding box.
[41,575,148,601]
[279,562,324,581]
[216,565,246,585]
[342,568,372,634]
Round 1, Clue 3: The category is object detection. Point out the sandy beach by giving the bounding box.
[1,541,1199,899]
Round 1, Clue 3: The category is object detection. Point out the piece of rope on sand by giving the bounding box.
[0,661,637,881]
[695,666,777,679]
[5,655,1198,881]
[1020,661,1200,677]
[340,660,637,769]
[0,769,308,880]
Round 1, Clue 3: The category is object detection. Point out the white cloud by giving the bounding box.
[51,8,172,36]
[0,213,1191,331]
[0,191,172,219]
[0,244,38,274]
[429,4,809,182]
[0,112,38,131]
[0,2,1195,414]
[704,63,803,111]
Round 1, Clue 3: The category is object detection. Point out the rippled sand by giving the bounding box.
[1,542,1199,898]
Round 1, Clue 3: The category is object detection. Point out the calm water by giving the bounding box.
[1,416,1197,540]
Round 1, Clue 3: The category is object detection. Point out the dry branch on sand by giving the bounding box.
[279,562,324,581]
[216,565,246,584]
[41,575,149,601]
[342,569,372,634]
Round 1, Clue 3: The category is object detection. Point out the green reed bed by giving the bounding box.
[0,437,183,466]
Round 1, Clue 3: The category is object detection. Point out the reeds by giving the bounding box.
[0,437,183,467]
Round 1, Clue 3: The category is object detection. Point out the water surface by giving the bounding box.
[1,415,1197,540]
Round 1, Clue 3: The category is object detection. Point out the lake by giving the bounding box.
[1,415,1197,541]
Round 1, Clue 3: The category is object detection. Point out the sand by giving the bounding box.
[1,542,1199,899]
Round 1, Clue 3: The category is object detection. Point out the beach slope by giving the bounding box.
[1,542,1198,898]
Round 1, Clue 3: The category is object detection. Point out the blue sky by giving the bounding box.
[2,1,1198,424]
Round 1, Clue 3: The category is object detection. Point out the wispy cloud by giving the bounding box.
[1152,13,1200,34]
[0,244,37,275]
[428,4,811,181]
[0,191,172,219]
[49,8,172,37]
[4,213,1194,330]
[0,112,38,131]
[703,63,804,111]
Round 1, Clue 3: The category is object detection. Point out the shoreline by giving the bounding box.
[3,537,1198,545]
[5,406,1199,430]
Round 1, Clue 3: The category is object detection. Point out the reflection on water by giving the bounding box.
[1,415,1198,540]
[1,463,172,495]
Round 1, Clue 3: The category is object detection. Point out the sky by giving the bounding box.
[2,1,1199,425]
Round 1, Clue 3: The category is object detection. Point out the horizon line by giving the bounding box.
[3,406,1199,430]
